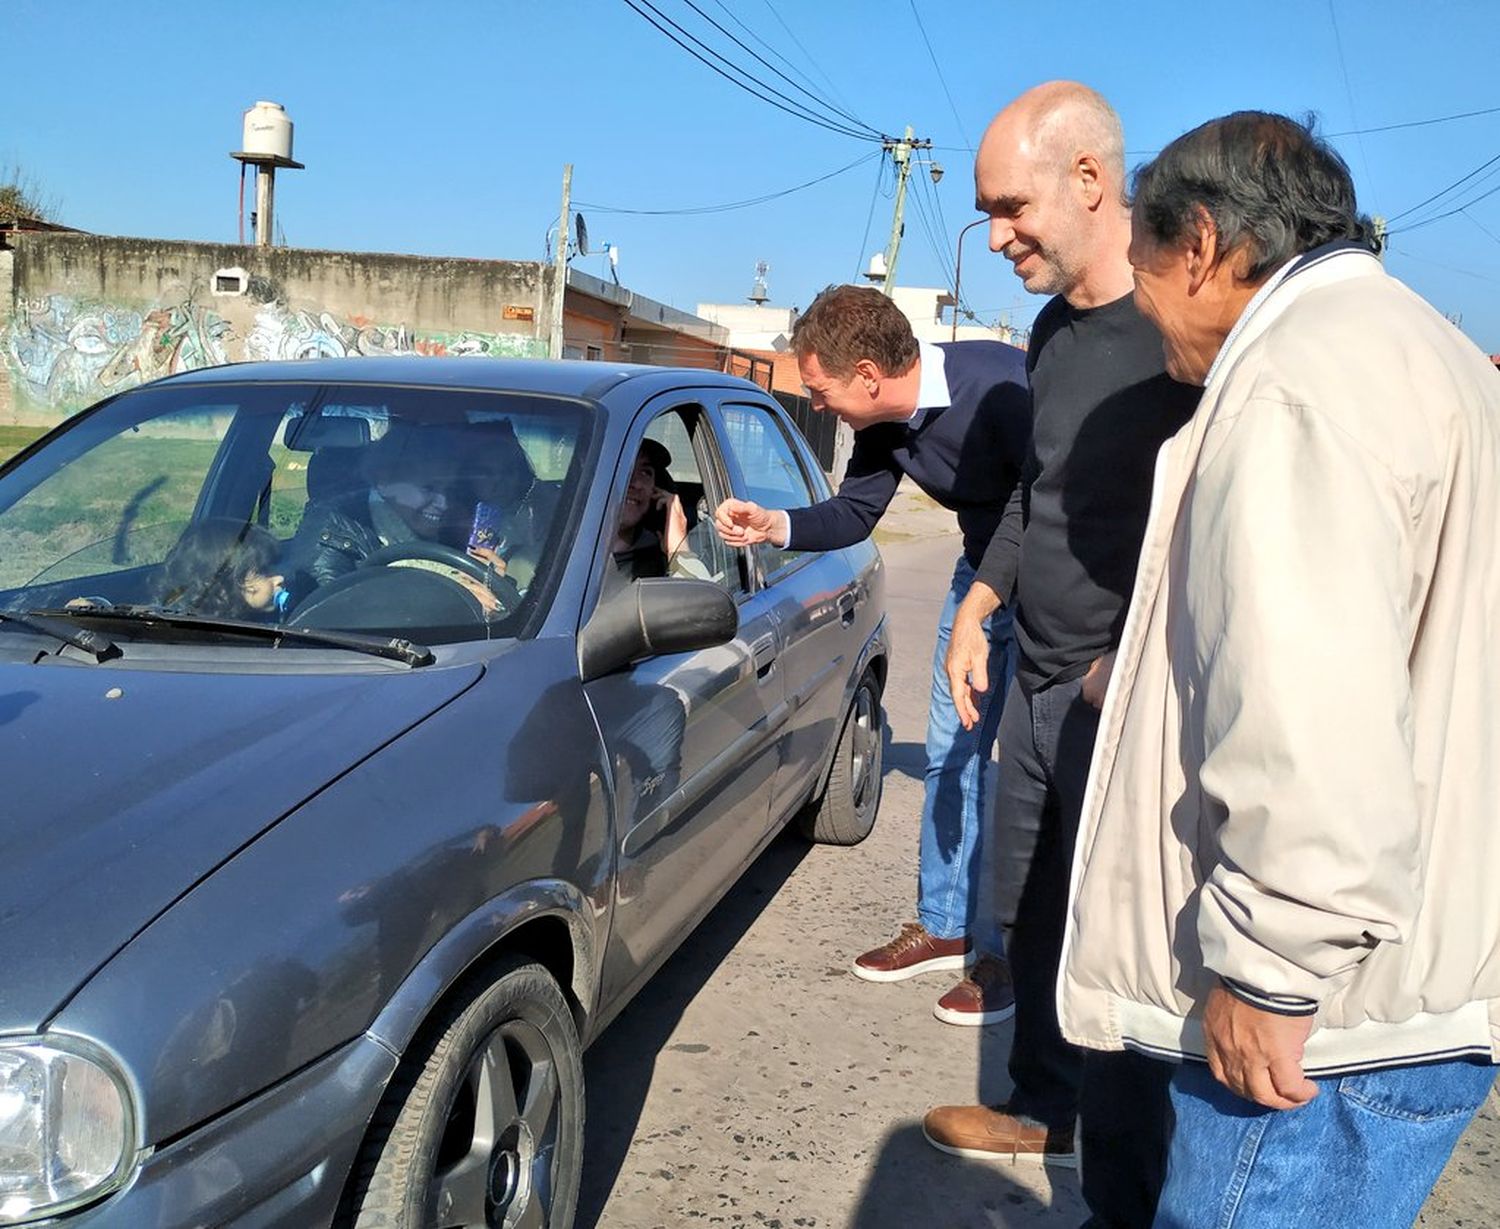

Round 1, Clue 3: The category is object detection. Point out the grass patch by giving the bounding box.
[0,426,51,464]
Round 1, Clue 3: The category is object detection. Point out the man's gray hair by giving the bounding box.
[1131,111,1378,281]
[1032,83,1126,192]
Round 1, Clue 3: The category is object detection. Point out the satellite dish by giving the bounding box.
[575,212,590,257]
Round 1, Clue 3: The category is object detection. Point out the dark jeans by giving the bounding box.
[995,673,1170,1228]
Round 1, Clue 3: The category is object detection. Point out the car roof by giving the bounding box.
[153,356,770,407]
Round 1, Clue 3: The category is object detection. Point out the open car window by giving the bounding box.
[0,381,597,648]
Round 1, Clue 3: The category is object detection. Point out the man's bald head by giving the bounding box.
[975,81,1133,306]
[979,81,1125,201]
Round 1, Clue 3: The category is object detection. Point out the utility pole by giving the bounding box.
[879,126,933,297]
[1373,214,1387,262]
[548,163,573,359]
[831,126,936,484]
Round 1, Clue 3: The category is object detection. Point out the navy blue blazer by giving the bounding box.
[785,340,1030,567]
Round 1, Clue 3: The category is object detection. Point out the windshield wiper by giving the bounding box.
[28,606,434,667]
[0,609,121,662]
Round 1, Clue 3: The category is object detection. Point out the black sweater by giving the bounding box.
[785,341,1030,567]
[976,293,1199,692]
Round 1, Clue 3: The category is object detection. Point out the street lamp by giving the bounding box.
[951,216,988,341]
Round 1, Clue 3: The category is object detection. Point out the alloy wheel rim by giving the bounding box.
[432,1016,562,1228]
[849,684,880,811]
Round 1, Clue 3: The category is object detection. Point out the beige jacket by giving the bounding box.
[1057,247,1500,1074]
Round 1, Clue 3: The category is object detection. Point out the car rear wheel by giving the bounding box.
[797,666,884,845]
[346,957,583,1229]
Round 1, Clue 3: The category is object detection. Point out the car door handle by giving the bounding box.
[838,591,858,626]
[751,633,777,680]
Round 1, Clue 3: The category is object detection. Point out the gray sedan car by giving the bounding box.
[0,358,888,1228]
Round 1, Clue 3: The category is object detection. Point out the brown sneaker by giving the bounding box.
[933,954,1016,1026]
[922,1105,1077,1168]
[851,922,973,983]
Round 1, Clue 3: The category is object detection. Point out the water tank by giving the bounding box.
[242,101,294,162]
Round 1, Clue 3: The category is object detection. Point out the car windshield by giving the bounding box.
[0,380,596,647]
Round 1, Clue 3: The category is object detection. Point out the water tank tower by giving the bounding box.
[230,101,305,247]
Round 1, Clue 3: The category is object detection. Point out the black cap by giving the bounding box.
[637,438,673,475]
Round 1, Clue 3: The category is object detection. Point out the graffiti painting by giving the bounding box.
[4,294,547,418]
[5,295,233,411]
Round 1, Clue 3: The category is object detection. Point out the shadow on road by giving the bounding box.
[576,828,812,1228]
[847,1121,1084,1228]
[884,736,926,784]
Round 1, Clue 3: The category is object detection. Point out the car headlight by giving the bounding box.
[0,1038,136,1224]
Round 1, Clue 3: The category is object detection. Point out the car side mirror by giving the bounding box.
[578,578,738,681]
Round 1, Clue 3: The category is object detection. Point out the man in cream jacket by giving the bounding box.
[1061,111,1500,1227]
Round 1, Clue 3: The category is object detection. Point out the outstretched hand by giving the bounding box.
[715,497,780,547]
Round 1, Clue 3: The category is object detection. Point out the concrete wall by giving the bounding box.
[696,301,798,352]
[1,233,551,425]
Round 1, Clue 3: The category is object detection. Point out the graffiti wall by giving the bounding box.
[0,234,552,424]
[6,295,233,411]
[3,295,546,418]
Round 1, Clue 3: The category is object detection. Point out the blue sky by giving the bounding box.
[6,0,1500,351]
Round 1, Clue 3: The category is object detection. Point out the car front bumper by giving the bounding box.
[60,1035,396,1228]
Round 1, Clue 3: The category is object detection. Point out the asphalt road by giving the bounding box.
[579,522,1499,1229]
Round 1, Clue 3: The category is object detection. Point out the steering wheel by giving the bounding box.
[358,540,520,614]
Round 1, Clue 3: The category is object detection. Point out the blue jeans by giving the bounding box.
[915,554,1016,955]
[1155,1057,1498,1228]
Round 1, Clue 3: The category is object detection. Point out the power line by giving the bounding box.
[577,151,879,215]
[620,0,880,142]
[1390,178,1500,235]
[1386,152,1500,224]
[906,0,973,154]
[680,0,881,137]
[1462,209,1500,250]
[852,152,888,279]
[708,0,830,105]
[628,0,877,139]
[1328,103,1500,138]
[1327,0,1379,212]
[757,0,857,116]
[906,169,951,289]
[1385,245,1500,286]
[1103,104,1500,162]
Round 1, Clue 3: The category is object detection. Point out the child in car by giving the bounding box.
[155,521,289,620]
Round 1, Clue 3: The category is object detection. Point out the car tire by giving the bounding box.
[345,957,584,1229]
[797,667,884,845]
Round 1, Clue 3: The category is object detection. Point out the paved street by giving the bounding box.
[580,505,1499,1229]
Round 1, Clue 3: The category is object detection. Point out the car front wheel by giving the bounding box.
[347,957,583,1229]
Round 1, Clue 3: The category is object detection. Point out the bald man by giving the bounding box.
[922,83,1199,1227]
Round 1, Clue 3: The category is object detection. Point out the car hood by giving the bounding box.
[0,659,482,1031]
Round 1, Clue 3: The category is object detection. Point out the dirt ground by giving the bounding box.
[580,483,1499,1228]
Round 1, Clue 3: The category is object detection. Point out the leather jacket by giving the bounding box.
[285,498,385,589]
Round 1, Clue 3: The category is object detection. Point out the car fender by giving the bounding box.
[364,876,599,1058]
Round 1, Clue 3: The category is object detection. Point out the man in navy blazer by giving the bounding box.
[715,283,1030,1026]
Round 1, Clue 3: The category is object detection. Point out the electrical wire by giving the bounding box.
[757,0,857,116]
[680,0,882,137]
[852,152,888,279]
[620,0,881,141]
[1461,209,1500,250]
[1105,105,1500,163]
[576,150,878,215]
[709,0,846,119]
[1327,0,1379,212]
[1385,245,1500,285]
[1385,152,1500,224]
[906,0,972,154]
[1389,178,1500,235]
[1328,103,1500,139]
